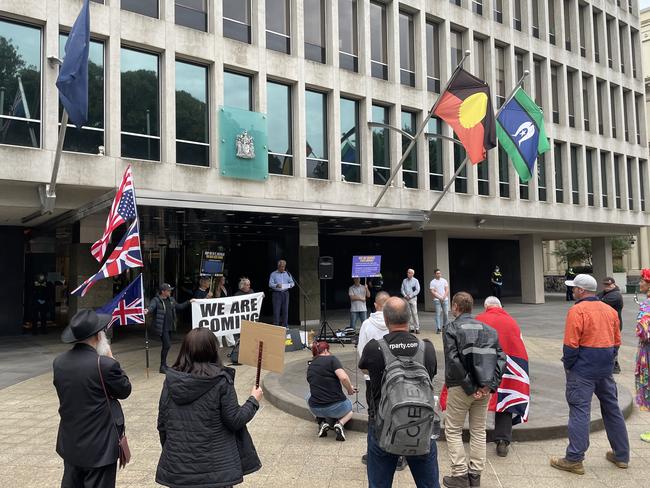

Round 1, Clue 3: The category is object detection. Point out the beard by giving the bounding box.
[95,330,112,357]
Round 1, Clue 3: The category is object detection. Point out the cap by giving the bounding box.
[159,283,174,292]
[602,276,615,285]
[565,274,597,292]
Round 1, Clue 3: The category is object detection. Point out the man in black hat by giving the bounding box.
[145,283,193,373]
[598,276,624,374]
[53,309,132,488]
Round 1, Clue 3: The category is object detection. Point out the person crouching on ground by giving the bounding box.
[306,341,356,441]
[156,328,263,488]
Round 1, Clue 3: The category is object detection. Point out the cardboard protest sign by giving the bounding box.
[192,292,264,338]
[352,255,382,278]
[239,320,286,374]
[200,251,225,275]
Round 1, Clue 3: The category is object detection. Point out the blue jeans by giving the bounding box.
[272,290,290,327]
[350,311,367,329]
[367,422,440,488]
[433,299,449,332]
[565,370,629,463]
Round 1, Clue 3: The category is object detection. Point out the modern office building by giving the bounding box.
[0,0,648,333]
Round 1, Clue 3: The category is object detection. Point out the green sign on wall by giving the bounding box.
[219,106,269,181]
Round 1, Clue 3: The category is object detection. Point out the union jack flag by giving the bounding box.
[72,219,143,297]
[96,274,144,328]
[495,355,530,425]
[91,165,137,262]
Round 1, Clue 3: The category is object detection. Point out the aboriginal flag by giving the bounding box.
[433,68,496,164]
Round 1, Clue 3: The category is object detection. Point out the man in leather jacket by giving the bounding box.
[442,292,506,488]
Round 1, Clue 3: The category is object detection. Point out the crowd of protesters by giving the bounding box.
[51,266,649,488]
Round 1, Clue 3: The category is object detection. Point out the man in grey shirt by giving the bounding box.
[401,268,421,334]
[349,277,370,331]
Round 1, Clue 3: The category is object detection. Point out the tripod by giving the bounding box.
[351,339,365,412]
[317,280,344,346]
[289,272,311,350]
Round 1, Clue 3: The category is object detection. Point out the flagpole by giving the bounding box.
[424,70,530,220]
[372,50,471,208]
[141,274,149,379]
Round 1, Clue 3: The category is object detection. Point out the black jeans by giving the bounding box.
[493,412,512,443]
[61,461,117,488]
[33,303,48,334]
[160,329,172,368]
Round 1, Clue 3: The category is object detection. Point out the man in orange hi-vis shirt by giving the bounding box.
[550,274,630,475]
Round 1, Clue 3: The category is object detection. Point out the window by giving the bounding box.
[401,110,418,188]
[451,30,463,71]
[267,81,293,175]
[579,5,587,57]
[426,22,440,92]
[610,86,618,138]
[538,154,547,201]
[305,0,325,63]
[627,158,634,210]
[0,19,41,148]
[635,94,642,144]
[607,19,614,69]
[520,180,529,199]
[474,38,485,80]
[614,155,622,208]
[582,77,590,131]
[370,2,388,80]
[586,150,594,206]
[597,81,605,135]
[399,12,415,87]
[567,71,575,128]
[266,0,291,54]
[495,46,506,107]
[532,0,540,38]
[494,0,503,23]
[619,25,626,73]
[513,0,522,31]
[454,136,467,193]
[623,91,630,142]
[570,145,579,204]
[223,71,252,110]
[551,65,560,123]
[498,146,510,198]
[58,35,103,154]
[121,48,160,161]
[339,0,359,71]
[305,90,328,179]
[601,152,609,207]
[176,0,207,31]
[555,143,564,203]
[428,118,443,191]
[515,52,525,82]
[593,11,601,63]
[631,30,639,78]
[223,0,251,43]
[122,0,158,18]
[534,59,543,107]
[564,0,572,51]
[640,160,646,211]
[548,0,556,44]
[340,98,360,183]
[372,104,390,185]
[473,0,483,16]
[175,61,209,166]
[478,158,489,195]
[450,0,461,6]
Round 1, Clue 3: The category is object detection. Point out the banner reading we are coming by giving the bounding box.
[191,293,265,338]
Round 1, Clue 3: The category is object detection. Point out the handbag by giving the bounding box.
[97,356,131,469]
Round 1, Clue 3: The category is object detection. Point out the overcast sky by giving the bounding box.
[642,0,650,10]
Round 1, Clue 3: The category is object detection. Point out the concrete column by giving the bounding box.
[592,237,614,281]
[639,227,650,269]
[298,220,321,324]
[422,230,449,312]
[519,234,545,304]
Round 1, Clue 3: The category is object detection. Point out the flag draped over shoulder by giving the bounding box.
[433,68,496,164]
[56,0,90,128]
[496,87,550,183]
[96,274,145,328]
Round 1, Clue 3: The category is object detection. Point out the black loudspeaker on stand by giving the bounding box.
[316,256,343,346]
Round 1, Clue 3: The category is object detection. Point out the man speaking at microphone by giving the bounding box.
[269,259,294,328]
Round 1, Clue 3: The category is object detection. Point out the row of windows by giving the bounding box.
[91,0,209,32]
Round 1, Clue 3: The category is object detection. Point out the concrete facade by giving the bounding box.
[0,0,649,315]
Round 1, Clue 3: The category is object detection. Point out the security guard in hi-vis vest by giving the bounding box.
[490,266,503,300]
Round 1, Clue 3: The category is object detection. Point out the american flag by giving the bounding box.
[495,355,530,425]
[72,219,143,297]
[91,165,137,262]
[96,274,144,328]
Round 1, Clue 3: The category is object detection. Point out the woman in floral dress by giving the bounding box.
[636,269,650,442]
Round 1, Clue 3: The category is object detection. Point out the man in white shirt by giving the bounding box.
[401,269,421,334]
[349,277,370,331]
[429,268,450,334]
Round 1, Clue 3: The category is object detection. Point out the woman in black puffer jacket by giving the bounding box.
[156,327,263,488]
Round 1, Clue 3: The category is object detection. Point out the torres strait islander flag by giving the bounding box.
[433,68,496,164]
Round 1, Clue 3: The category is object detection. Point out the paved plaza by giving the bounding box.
[1,294,649,487]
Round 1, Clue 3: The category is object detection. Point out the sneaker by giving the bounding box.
[333,422,345,441]
[318,422,330,438]
[496,440,509,457]
[468,473,481,487]
[605,451,628,468]
[641,431,650,443]
[442,474,469,488]
[361,453,368,465]
[436,329,441,334]
[549,456,585,475]
[396,456,408,471]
